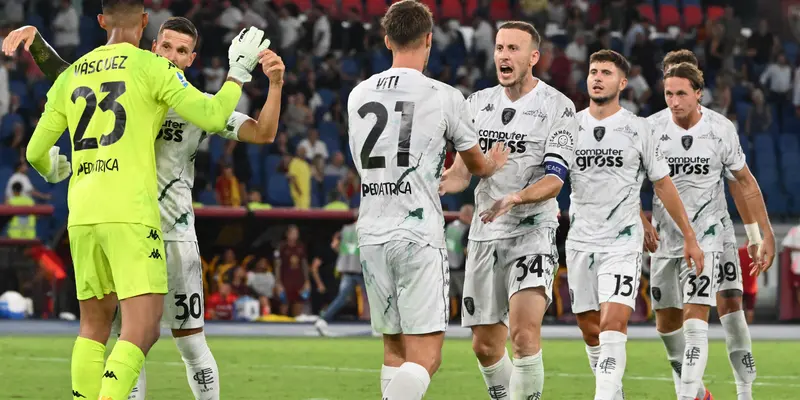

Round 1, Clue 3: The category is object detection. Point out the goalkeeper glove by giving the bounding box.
[228,27,271,84]
[39,146,71,183]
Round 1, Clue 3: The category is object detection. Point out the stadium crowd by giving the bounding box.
[1,0,798,320]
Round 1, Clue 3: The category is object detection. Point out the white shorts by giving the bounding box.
[462,228,557,327]
[650,252,722,309]
[567,250,643,314]
[360,241,449,335]
[718,240,744,293]
[111,241,205,333]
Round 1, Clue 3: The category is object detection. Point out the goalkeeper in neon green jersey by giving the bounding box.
[23,1,269,399]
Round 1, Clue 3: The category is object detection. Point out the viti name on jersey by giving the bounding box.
[361,181,412,197]
[157,120,186,142]
[667,156,711,176]
[478,130,528,154]
[574,148,624,171]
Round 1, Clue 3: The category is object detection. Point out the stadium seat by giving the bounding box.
[198,190,216,205]
[440,195,459,211]
[413,0,439,19]
[263,155,283,184]
[323,175,340,198]
[370,49,391,74]
[464,0,478,20]
[285,0,312,11]
[319,129,342,155]
[706,6,724,21]
[365,0,388,18]
[341,0,364,14]
[310,181,323,208]
[682,5,703,29]
[0,167,12,201]
[636,4,656,24]
[763,185,788,214]
[315,0,336,13]
[784,41,799,65]
[340,57,361,78]
[489,0,512,21]
[317,88,336,111]
[658,3,680,30]
[441,0,463,21]
[779,134,799,154]
[266,174,295,207]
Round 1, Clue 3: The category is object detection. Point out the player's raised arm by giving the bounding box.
[26,72,72,184]
[2,25,70,81]
[151,27,270,133]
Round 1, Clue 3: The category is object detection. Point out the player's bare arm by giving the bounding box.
[478,175,563,223]
[438,154,472,195]
[641,208,659,252]
[234,50,285,144]
[2,25,70,81]
[310,257,326,294]
[459,142,509,178]
[728,179,761,264]
[729,165,775,275]
[652,176,705,274]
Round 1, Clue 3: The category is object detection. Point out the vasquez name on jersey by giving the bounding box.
[467,81,578,241]
[646,109,745,257]
[348,68,478,248]
[567,108,669,252]
[157,99,250,242]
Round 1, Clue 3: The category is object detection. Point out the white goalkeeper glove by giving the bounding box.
[228,27,271,84]
[40,146,71,183]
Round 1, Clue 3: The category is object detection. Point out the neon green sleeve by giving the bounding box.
[146,54,241,133]
[26,72,68,176]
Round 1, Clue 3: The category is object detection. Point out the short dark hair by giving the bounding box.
[498,21,542,49]
[664,62,704,90]
[589,50,631,77]
[11,182,22,194]
[102,0,144,13]
[662,50,698,71]
[381,0,434,50]
[159,17,198,43]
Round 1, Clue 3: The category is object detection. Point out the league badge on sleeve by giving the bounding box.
[176,71,189,88]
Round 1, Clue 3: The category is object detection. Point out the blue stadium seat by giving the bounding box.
[310,181,323,208]
[349,193,361,208]
[784,41,799,65]
[317,88,336,111]
[263,155,283,183]
[319,131,341,155]
[779,134,799,154]
[0,167,12,201]
[731,85,749,103]
[198,190,216,205]
[440,195,459,211]
[247,144,264,190]
[9,80,29,108]
[370,49,391,74]
[318,121,338,138]
[341,57,361,78]
[0,113,24,137]
[266,174,294,207]
[763,185,788,215]
[735,102,750,131]
[323,175,340,198]
[753,134,776,165]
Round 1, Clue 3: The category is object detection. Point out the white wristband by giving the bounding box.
[744,223,762,245]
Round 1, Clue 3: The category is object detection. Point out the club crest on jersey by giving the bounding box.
[593,126,605,142]
[681,135,693,150]
[501,108,516,125]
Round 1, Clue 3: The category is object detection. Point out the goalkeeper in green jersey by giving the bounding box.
[22,0,269,399]
[5,15,285,400]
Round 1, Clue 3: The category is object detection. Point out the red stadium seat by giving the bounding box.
[489,0,512,21]
[285,0,312,12]
[683,5,703,29]
[441,0,463,21]
[588,2,602,24]
[315,0,337,13]
[341,0,364,14]
[658,4,680,29]
[414,0,440,19]
[464,0,478,21]
[366,0,388,18]
[636,4,656,24]
[707,5,724,21]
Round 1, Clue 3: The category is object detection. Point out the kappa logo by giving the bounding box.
[103,370,118,380]
[72,390,86,398]
[482,103,495,112]
[562,107,575,118]
[660,134,671,141]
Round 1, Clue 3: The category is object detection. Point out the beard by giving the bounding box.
[589,92,618,105]
[499,70,526,87]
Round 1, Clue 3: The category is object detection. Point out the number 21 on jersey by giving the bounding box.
[358,101,415,169]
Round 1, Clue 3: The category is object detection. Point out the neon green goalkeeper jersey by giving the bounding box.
[27,42,242,229]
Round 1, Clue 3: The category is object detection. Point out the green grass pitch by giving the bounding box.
[1,336,797,399]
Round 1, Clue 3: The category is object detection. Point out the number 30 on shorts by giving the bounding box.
[175,293,202,320]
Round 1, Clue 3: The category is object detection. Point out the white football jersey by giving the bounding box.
[647,108,746,257]
[348,68,479,248]
[648,107,739,246]
[157,98,250,242]
[466,82,578,241]
[567,108,670,252]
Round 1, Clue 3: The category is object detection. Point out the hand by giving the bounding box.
[40,146,71,183]
[643,221,659,253]
[228,27,271,84]
[2,25,37,56]
[683,236,705,276]
[750,233,776,277]
[258,49,285,85]
[479,193,521,223]
[317,283,326,294]
[486,142,510,173]
[438,167,470,195]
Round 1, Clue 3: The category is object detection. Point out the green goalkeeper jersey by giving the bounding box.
[27,42,242,229]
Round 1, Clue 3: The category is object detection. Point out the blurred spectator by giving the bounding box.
[206,282,238,320]
[745,89,772,136]
[705,23,727,80]
[311,154,325,200]
[0,55,8,119]
[549,46,571,91]
[738,242,757,324]
[203,56,226,93]
[472,15,494,67]
[284,93,313,138]
[275,225,310,316]
[337,168,359,202]
[323,98,348,137]
[247,257,276,315]
[624,16,650,58]
[144,0,173,45]
[747,19,778,73]
[229,265,251,295]
[298,128,329,161]
[3,1,25,25]
[278,6,304,52]
[565,7,586,38]
[315,209,363,334]
[711,84,733,117]
[324,152,349,179]
[627,65,651,107]
[620,89,639,115]
[342,8,366,54]
[630,32,658,85]
[52,0,79,62]
[247,189,271,209]
[282,149,311,209]
[269,130,291,156]
[215,163,242,206]
[760,53,793,104]
[219,0,244,35]
[782,222,800,308]
[317,54,341,90]
[225,140,251,197]
[5,182,36,239]
[240,0,267,30]
[310,5,331,58]
[6,121,28,160]
[5,162,50,202]
[565,34,587,66]
[548,0,567,25]
[588,28,610,59]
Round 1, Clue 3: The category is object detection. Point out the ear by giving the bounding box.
[97,14,107,30]
[426,32,432,49]
[188,52,197,68]
[151,39,157,52]
[384,35,391,51]
[530,49,540,67]
[619,77,628,91]
[143,12,149,29]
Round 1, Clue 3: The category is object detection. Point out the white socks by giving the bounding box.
[595,331,627,400]
[381,365,400,395]
[128,364,146,400]
[175,332,220,400]
[382,362,431,400]
[586,344,601,375]
[479,349,514,399]
[680,319,710,400]
[509,351,544,400]
[721,310,756,400]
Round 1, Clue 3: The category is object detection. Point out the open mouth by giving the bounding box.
[499,65,513,78]
[592,85,603,91]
